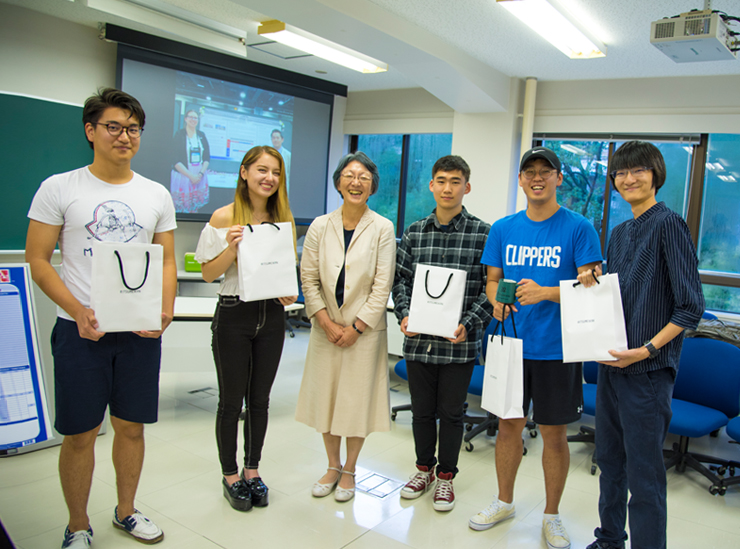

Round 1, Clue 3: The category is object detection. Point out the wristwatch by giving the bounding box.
[644,340,659,359]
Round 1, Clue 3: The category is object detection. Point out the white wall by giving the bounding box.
[534,76,740,135]
[0,4,117,105]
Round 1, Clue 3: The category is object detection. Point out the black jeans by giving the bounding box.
[212,296,285,475]
[406,359,475,477]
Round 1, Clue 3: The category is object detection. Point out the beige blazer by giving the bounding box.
[301,206,396,330]
[296,206,396,437]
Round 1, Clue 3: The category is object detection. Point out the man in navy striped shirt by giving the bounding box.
[578,141,704,549]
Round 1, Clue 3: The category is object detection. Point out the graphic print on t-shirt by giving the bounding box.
[85,200,143,242]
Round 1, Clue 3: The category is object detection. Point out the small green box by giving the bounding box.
[184,253,201,272]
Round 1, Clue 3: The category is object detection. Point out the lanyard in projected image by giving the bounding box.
[188,134,202,166]
[0,265,52,452]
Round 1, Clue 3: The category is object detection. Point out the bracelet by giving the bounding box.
[352,322,364,335]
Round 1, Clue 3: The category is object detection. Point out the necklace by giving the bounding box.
[252,212,271,224]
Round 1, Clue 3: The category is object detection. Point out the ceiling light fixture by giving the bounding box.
[258,20,387,73]
[497,0,606,59]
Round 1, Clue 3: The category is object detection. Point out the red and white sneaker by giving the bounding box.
[432,471,455,511]
[400,464,435,499]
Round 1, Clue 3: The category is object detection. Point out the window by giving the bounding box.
[542,140,609,239]
[537,134,740,315]
[696,134,740,313]
[357,134,403,229]
[351,133,453,235]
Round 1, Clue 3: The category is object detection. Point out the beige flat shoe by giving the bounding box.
[312,467,342,497]
[334,470,355,502]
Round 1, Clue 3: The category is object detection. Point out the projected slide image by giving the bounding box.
[170,71,295,214]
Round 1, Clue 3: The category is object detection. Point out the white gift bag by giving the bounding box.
[90,241,163,332]
[237,222,298,302]
[559,273,629,362]
[481,328,525,419]
[406,264,467,338]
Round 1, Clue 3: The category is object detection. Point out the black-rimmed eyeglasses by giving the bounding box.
[95,122,143,138]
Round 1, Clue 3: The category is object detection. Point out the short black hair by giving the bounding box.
[432,155,471,181]
[271,129,283,137]
[82,88,145,150]
[610,141,666,193]
[332,151,380,196]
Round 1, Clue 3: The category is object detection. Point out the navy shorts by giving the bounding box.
[51,318,162,436]
[522,359,583,426]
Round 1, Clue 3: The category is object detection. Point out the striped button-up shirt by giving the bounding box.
[393,207,493,364]
[606,202,705,375]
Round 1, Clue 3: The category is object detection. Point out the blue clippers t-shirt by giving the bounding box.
[481,207,602,360]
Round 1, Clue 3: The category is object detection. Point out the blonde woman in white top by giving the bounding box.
[195,145,296,512]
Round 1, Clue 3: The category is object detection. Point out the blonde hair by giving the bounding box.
[233,146,297,254]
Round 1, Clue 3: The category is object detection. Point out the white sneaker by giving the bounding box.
[468,500,516,531]
[61,526,92,548]
[543,515,571,549]
[112,507,164,544]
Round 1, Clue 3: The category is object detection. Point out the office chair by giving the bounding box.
[285,269,310,337]
[566,361,599,474]
[713,416,740,492]
[663,337,740,495]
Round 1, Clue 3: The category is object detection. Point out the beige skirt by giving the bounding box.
[295,321,391,438]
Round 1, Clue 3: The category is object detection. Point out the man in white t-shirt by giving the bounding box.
[26,88,177,548]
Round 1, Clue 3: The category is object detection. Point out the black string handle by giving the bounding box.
[244,222,280,233]
[114,250,150,291]
[424,270,453,299]
[491,304,518,345]
[573,268,601,288]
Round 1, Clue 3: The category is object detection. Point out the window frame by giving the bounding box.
[534,133,740,311]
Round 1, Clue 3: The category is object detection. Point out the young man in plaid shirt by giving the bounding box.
[392,155,493,512]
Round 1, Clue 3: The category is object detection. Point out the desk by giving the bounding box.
[173,296,304,321]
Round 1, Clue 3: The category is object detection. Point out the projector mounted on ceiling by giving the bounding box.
[650,10,738,63]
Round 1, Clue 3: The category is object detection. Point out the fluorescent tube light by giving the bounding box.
[497,0,606,59]
[258,20,387,73]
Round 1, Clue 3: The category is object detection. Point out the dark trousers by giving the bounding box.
[212,297,285,475]
[594,366,674,549]
[406,359,475,477]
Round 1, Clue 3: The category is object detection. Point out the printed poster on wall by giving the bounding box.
[0,264,53,452]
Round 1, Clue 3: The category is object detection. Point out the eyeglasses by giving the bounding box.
[340,173,372,184]
[94,122,143,138]
[521,168,557,180]
[610,166,652,180]
[185,115,199,120]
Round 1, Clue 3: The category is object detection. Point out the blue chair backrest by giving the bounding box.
[583,361,598,384]
[702,311,718,320]
[673,337,740,418]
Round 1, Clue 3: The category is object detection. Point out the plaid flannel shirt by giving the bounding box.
[392,207,493,364]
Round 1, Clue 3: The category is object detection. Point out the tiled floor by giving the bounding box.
[2,329,740,548]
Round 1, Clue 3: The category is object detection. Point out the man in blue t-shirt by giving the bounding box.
[470,147,602,549]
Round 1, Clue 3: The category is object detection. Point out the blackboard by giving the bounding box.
[1,93,93,251]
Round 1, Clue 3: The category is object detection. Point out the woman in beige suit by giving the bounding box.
[295,151,396,502]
